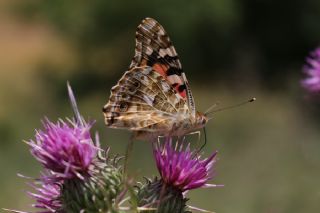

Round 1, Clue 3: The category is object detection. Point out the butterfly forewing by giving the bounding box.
[129,17,195,116]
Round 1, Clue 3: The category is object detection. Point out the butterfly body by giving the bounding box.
[103,18,208,140]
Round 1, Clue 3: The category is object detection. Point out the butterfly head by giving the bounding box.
[195,111,208,129]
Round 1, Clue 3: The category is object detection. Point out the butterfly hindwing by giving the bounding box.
[103,66,189,131]
[129,17,196,116]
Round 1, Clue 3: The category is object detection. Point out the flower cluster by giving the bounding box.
[6,84,220,213]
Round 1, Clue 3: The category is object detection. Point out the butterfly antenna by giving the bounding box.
[204,101,220,114]
[206,97,256,116]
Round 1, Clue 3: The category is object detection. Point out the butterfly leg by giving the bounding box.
[157,135,166,144]
[188,130,208,153]
[123,134,135,178]
[187,130,201,144]
[198,127,207,152]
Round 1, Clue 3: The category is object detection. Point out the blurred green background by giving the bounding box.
[1,0,320,212]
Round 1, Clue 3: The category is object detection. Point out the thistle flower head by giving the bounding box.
[301,47,320,93]
[29,119,96,179]
[28,84,97,179]
[153,138,217,192]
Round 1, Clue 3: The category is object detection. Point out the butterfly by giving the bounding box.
[103,17,208,140]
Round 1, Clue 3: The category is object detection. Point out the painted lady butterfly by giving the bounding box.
[103,18,208,140]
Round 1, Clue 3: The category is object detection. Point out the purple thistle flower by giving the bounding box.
[27,84,97,179]
[28,119,96,179]
[301,47,320,93]
[153,138,218,192]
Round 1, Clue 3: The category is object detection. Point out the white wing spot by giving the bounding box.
[146,46,153,55]
[143,94,154,105]
[159,48,176,57]
[167,75,183,85]
[161,81,171,92]
[141,67,153,74]
[133,72,149,85]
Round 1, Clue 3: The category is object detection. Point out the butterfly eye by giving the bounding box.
[202,119,206,125]
[119,102,128,112]
[201,117,207,125]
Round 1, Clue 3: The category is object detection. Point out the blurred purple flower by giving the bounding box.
[301,47,320,93]
[4,173,63,213]
[153,138,218,192]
